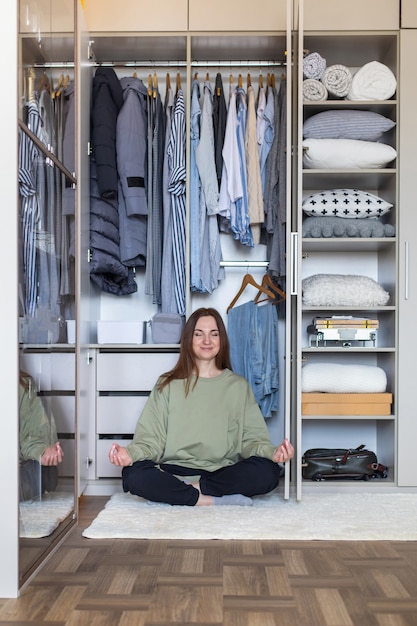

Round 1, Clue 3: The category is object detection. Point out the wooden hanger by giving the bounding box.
[176,71,181,93]
[37,72,50,94]
[238,73,243,88]
[52,73,64,99]
[166,72,171,90]
[227,273,276,313]
[254,274,286,304]
[147,74,152,97]
[247,72,251,87]
[153,72,158,98]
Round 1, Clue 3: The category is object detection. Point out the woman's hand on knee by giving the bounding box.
[109,443,132,466]
[273,438,294,464]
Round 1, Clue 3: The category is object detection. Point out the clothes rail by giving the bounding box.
[91,60,284,68]
[220,260,269,268]
[18,119,77,185]
[32,62,75,68]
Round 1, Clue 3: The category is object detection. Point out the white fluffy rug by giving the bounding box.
[20,492,74,538]
[83,491,417,541]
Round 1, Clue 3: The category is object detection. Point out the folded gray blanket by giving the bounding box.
[303,52,327,80]
[302,215,395,238]
[322,64,352,98]
[303,78,328,102]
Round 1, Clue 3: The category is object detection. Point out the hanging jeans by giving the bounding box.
[228,300,279,417]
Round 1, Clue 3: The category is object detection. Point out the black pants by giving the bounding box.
[20,460,59,501]
[122,456,281,506]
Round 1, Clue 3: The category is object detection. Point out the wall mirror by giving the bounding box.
[18,0,76,585]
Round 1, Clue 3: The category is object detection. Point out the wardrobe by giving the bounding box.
[2,0,417,598]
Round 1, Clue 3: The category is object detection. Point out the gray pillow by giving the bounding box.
[303,109,395,141]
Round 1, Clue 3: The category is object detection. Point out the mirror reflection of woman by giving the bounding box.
[19,371,64,501]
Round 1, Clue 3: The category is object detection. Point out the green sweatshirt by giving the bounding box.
[126,368,276,471]
[19,375,58,462]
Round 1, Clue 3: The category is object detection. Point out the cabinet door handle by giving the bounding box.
[405,241,409,300]
[290,232,298,295]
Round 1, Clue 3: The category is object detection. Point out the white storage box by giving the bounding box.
[97,321,144,344]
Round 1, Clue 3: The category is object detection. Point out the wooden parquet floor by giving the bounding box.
[1,496,417,625]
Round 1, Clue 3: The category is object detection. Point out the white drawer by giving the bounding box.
[97,352,178,391]
[97,395,148,434]
[20,353,76,390]
[96,438,132,478]
[50,396,75,433]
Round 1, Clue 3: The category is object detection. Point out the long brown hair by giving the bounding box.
[157,308,232,394]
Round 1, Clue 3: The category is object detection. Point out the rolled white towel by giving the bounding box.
[303,52,327,80]
[303,78,328,102]
[348,60,397,101]
[322,64,352,98]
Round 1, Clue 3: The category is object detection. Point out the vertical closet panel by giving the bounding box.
[397,29,417,486]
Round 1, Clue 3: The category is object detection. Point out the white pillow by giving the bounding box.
[303,110,395,141]
[302,362,387,393]
[302,274,390,307]
[302,189,393,218]
[303,138,397,169]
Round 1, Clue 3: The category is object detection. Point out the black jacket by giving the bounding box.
[91,67,124,199]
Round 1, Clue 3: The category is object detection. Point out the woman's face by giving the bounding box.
[192,315,221,363]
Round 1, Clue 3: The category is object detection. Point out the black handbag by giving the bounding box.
[302,444,388,481]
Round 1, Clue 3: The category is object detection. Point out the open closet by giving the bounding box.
[6,0,417,598]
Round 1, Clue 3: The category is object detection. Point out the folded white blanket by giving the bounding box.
[303,78,328,102]
[348,61,397,101]
[302,362,387,393]
[303,52,327,80]
[322,64,352,98]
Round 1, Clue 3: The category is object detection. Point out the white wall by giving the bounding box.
[0,0,20,599]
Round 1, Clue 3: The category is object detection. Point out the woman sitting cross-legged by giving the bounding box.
[109,307,294,506]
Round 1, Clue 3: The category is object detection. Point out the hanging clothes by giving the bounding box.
[195,78,224,293]
[91,67,124,199]
[167,87,187,316]
[19,99,42,317]
[245,84,264,244]
[160,78,177,314]
[264,78,287,278]
[212,72,227,188]
[218,84,242,238]
[89,157,137,296]
[116,76,148,268]
[145,76,165,305]
[228,299,279,418]
[61,79,76,300]
[189,77,204,292]
[258,81,275,196]
[235,83,252,246]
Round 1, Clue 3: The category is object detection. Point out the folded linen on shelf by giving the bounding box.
[303,78,328,102]
[303,51,327,80]
[348,60,397,101]
[322,64,352,98]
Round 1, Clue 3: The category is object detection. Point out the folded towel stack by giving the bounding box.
[303,78,328,102]
[303,52,327,80]
[322,64,352,98]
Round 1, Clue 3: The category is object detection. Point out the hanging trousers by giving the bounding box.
[122,456,281,506]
